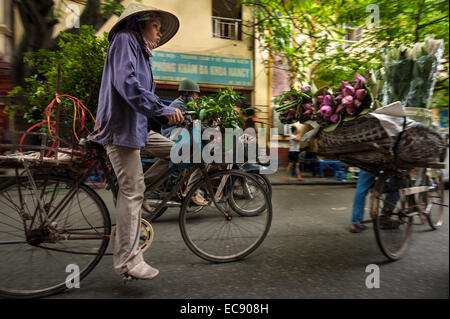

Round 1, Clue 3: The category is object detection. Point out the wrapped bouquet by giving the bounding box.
[383,37,444,108]
[274,73,375,132]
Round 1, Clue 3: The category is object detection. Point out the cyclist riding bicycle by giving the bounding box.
[150,79,208,203]
[161,79,200,140]
[87,3,184,281]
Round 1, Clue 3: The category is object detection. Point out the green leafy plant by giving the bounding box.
[101,0,126,16]
[6,25,109,139]
[185,87,245,129]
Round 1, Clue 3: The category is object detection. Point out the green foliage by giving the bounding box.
[185,87,245,129]
[240,0,449,109]
[329,0,449,109]
[6,25,109,133]
[101,0,125,17]
[241,0,340,84]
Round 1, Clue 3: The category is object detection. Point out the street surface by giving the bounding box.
[51,184,449,299]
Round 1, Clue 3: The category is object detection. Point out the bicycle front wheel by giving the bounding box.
[0,175,111,298]
[179,170,272,263]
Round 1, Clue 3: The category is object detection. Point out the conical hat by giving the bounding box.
[108,3,179,47]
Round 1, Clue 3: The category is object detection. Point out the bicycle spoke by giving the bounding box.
[0,174,110,298]
[180,170,272,262]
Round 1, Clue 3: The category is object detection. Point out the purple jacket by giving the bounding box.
[89,30,175,149]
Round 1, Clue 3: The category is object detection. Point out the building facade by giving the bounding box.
[0,0,14,144]
[96,0,271,128]
[2,0,275,147]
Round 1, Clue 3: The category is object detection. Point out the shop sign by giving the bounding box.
[152,51,252,87]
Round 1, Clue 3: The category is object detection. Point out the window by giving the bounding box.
[344,25,364,42]
[212,0,242,40]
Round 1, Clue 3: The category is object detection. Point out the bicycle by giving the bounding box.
[328,140,448,261]
[368,164,447,260]
[139,160,272,222]
[0,125,272,298]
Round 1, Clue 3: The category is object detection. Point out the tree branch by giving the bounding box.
[414,0,426,42]
[417,14,449,29]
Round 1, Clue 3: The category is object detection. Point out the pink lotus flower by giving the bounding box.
[302,103,313,110]
[354,73,367,89]
[302,109,313,119]
[341,81,351,89]
[301,86,310,92]
[355,89,367,101]
[330,114,339,123]
[318,105,333,118]
[346,105,356,116]
[317,95,324,104]
[322,95,333,106]
[342,95,354,107]
[336,104,345,113]
[343,85,355,97]
[354,73,367,83]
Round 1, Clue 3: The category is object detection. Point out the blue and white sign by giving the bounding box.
[152,51,253,87]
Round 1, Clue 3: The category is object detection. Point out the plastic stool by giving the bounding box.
[335,170,346,181]
[313,166,320,176]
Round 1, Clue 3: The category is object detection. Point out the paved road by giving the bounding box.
[46,184,449,299]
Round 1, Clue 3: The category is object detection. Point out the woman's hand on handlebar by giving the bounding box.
[165,108,184,125]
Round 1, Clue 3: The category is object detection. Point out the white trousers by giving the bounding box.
[105,131,202,275]
[105,144,145,275]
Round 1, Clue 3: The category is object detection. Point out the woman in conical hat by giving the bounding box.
[88,3,183,280]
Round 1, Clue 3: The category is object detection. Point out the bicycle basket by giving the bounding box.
[316,116,445,170]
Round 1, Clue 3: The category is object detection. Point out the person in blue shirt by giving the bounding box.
[161,79,200,140]
[155,79,208,205]
[350,170,374,233]
[350,169,400,233]
[88,3,183,280]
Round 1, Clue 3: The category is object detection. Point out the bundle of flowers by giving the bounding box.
[383,38,444,108]
[273,86,313,124]
[315,73,374,131]
[274,73,375,132]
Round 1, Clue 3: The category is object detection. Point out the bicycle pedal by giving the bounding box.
[122,273,138,284]
[147,199,181,207]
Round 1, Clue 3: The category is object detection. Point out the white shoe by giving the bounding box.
[191,193,208,206]
[124,261,159,280]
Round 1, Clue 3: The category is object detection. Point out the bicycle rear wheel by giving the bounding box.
[179,170,272,263]
[371,175,413,261]
[246,172,272,198]
[228,174,268,216]
[0,175,111,298]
